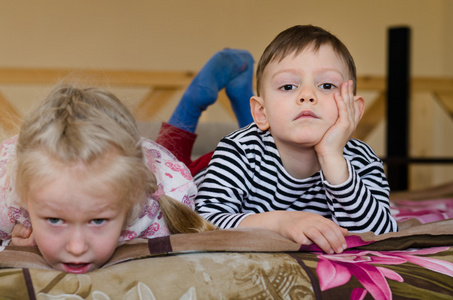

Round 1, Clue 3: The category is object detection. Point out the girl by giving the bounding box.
[0,84,215,273]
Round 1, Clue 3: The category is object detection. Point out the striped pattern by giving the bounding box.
[195,124,397,234]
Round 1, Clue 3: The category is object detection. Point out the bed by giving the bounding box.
[1,196,453,299]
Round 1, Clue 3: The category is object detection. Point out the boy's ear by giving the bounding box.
[250,96,270,131]
[354,95,365,123]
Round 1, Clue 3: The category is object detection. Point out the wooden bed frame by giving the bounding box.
[0,28,452,190]
[1,68,451,189]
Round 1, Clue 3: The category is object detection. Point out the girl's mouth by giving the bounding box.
[62,262,92,274]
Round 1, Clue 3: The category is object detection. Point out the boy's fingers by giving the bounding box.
[307,231,334,254]
[307,223,347,254]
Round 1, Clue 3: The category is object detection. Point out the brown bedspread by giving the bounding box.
[1,216,453,299]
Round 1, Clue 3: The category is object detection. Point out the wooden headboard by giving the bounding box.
[0,67,452,190]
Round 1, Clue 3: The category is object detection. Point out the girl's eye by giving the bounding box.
[91,219,106,226]
[319,83,336,90]
[47,218,63,225]
[280,84,297,91]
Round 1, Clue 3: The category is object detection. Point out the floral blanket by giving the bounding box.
[1,198,453,299]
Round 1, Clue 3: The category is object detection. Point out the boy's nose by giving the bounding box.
[66,229,89,256]
[298,86,318,104]
[299,97,316,103]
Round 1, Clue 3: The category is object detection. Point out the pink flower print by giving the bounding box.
[143,146,162,164]
[391,199,453,223]
[317,252,404,299]
[351,288,367,300]
[5,136,18,145]
[8,207,31,224]
[139,222,160,238]
[0,160,7,178]
[0,230,9,240]
[8,207,22,223]
[148,148,162,159]
[182,195,190,206]
[165,173,173,179]
[181,194,195,209]
[21,208,29,219]
[22,220,32,229]
[121,230,137,241]
[316,247,453,300]
[165,161,192,180]
[144,151,158,173]
[139,201,160,220]
[145,201,160,219]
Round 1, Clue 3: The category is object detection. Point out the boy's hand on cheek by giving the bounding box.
[10,223,37,247]
[315,80,357,185]
[315,80,356,158]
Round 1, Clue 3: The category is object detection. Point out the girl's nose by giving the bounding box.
[66,229,89,256]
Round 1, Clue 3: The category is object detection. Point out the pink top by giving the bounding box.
[0,135,197,242]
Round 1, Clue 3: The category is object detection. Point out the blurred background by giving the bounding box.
[0,0,452,190]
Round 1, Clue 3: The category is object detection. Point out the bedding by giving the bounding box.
[1,197,453,299]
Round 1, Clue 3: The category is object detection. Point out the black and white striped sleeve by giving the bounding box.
[323,139,398,234]
[195,136,254,228]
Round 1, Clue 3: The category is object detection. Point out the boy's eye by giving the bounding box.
[319,83,336,90]
[280,84,297,91]
[47,218,63,225]
[90,219,106,226]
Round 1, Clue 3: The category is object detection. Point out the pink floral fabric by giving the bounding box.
[316,247,453,300]
[119,138,197,241]
[0,136,197,242]
[390,198,453,223]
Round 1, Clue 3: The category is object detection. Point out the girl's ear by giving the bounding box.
[353,95,365,123]
[250,96,270,131]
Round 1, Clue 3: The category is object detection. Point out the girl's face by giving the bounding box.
[25,164,129,274]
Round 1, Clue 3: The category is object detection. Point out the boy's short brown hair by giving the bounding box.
[256,25,357,96]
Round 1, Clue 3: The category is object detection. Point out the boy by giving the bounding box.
[195,25,398,254]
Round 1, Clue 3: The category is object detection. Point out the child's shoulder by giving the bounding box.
[141,137,193,182]
[217,123,278,159]
[344,138,381,163]
[223,123,271,144]
[141,138,179,162]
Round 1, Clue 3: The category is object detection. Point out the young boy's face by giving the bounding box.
[25,166,128,274]
[253,44,352,148]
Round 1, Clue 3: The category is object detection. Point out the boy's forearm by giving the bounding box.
[238,211,284,232]
[318,154,349,185]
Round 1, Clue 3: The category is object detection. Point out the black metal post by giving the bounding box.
[386,26,411,191]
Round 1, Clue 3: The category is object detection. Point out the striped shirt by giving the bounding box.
[194,123,398,235]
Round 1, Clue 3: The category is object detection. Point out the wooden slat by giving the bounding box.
[133,87,179,121]
[354,92,386,140]
[357,76,386,90]
[0,91,22,135]
[0,68,452,93]
[433,92,453,117]
[0,68,195,88]
[413,77,453,92]
[357,76,453,92]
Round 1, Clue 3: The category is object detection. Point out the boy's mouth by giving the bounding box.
[62,262,92,274]
[294,110,318,120]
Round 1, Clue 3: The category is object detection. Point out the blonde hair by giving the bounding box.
[15,84,215,234]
